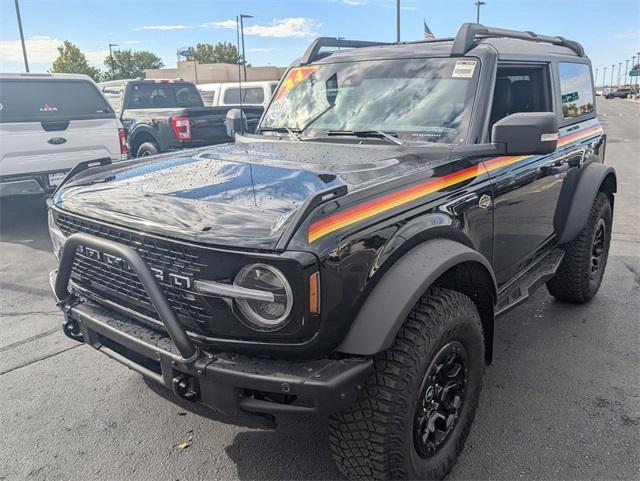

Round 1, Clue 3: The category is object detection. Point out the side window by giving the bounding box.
[489,66,552,128]
[199,90,216,106]
[223,87,265,105]
[558,62,594,119]
[102,84,123,112]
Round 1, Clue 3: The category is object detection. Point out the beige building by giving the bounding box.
[144,61,286,85]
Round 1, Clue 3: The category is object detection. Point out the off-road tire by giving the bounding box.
[136,141,159,157]
[329,287,484,481]
[547,192,612,303]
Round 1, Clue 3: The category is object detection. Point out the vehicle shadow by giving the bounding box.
[143,377,343,480]
[0,196,52,253]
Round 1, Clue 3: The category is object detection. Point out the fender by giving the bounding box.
[336,239,497,356]
[129,123,160,150]
[558,162,617,244]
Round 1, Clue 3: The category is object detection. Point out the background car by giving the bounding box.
[605,87,631,99]
[198,80,278,109]
[0,72,127,198]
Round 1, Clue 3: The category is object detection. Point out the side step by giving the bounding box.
[495,249,565,317]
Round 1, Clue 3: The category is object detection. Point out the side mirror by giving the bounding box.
[491,112,559,155]
[225,108,248,139]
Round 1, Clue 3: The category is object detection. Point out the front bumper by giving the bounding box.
[50,232,372,417]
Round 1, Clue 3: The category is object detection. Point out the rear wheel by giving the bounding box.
[136,141,159,157]
[329,287,484,480]
[547,192,612,303]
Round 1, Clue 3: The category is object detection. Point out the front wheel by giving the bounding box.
[547,192,612,303]
[329,287,485,480]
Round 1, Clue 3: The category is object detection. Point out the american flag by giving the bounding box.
[424,20,435,40]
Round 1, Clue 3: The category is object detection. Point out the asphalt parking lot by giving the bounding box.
[0,99,638,481]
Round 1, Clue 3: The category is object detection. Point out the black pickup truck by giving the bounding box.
[51,24,615,480]
[99,79,263,157]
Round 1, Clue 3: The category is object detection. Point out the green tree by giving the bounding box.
[50,41,101,81]
[185,42,241,64]
[103,50,164,80]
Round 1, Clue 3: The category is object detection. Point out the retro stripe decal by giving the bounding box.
[308,124,603,243]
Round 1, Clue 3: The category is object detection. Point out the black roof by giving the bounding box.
[299,23,586,65]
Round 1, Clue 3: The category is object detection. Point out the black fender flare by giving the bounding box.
[129,124,160,153]
[336,239,497,356]
[558,162,617,244]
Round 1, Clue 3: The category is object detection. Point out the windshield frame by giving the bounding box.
[258,55,482,145]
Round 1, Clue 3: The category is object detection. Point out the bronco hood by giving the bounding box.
[54,139,444,250]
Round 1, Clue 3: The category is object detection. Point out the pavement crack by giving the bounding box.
[0,344,81,377]
[0,326,61,353]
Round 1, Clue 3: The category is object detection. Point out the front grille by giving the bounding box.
[56,213,214,327]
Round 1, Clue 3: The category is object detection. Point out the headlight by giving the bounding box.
[47,210,66,261]
[234,263,293,330]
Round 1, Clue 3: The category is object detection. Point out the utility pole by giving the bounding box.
[624,59,630,87]
[108,43,118,77]
[396,0,400,42]
[240,14,253,81]
[14,0,29,72]
[475,1,486,23]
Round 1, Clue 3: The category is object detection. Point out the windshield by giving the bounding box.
[261,58,479,143]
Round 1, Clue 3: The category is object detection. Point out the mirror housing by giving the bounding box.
[225,109,248,139]
[491,112,559,155]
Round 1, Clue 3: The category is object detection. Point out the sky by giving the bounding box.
[1,0,639,85]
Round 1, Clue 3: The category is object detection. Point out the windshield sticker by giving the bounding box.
[268,98,290,120]
[39,103,58,112]
[452,60,477,78]
[275,66,319,100]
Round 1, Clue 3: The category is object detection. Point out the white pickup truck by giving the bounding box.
[0,73,127,197]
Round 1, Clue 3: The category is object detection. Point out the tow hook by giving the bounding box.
[62,316,84,342]
[172,374,200,402]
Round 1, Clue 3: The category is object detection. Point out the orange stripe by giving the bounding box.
[308,125,603,243]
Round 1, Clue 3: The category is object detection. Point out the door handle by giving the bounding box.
[540,163,569,175]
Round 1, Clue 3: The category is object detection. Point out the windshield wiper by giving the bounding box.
[326,130,404,146]
[259,126,301,140]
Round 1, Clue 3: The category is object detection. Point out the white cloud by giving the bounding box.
[123,40,142,45]
[210,18,320,38]
[135,24,192,31]
[0,35,108,66]
[339,0,368,5]
[612,30,640,40]
[135,17,319,38]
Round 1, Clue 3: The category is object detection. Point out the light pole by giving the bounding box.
[633,55,637,89]
[624,59,630,87]
[108,43,118,77]
[610,64,615,89]
[595,68,599,87]
[239,14,253,81]
[14,0,29,72]
[617,62,622,87]
[396,0,400,42]
[636,52,640,88]
[475,1,486,23]
[603,66,607,90]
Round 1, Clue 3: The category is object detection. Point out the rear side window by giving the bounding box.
[101,83,124,112]
[558,62,594,119]
[199,90,216,105]
[223,87,265,104]
[0,79,114,123]
[126,83,203,109]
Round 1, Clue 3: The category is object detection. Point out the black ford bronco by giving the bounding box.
[49,24,616,480]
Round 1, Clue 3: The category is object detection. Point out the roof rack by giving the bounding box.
[451,23,585,57]
[300,37,388,65]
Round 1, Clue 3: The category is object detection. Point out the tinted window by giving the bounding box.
[490,66,551,127]
[126,83,203,109]
[0,79,114,123]
[101,83,124,112]
[270,83,278,94]
[559,63,594,118]
[223,87,265,105]
[199,90,216,105]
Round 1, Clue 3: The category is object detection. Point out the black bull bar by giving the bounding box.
[54,232,199,362]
